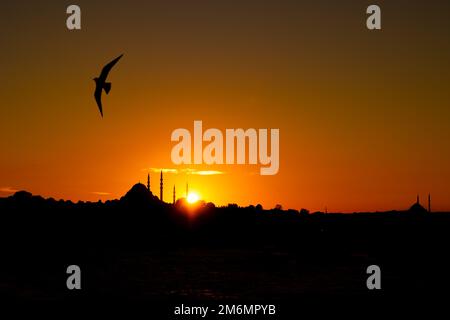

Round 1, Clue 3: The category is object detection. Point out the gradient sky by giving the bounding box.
[1,0,449,212]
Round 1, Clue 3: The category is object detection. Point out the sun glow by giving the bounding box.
[187,192,200,204]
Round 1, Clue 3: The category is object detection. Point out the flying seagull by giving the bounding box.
[93,54,123,117]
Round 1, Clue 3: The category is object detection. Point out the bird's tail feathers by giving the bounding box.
[104,82,112,94]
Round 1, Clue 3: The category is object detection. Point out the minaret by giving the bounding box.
[173,185,176,204]
[147,173,150,192]
[417,194,419,204]
[160,170,163,202]
[428,194,431,213]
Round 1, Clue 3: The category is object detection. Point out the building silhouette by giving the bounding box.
[409,194,428,214]
[173,185,176,204]
[147,173,150,192]
[160,171,163,202]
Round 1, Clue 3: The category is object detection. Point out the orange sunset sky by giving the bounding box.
[1,1,450,212]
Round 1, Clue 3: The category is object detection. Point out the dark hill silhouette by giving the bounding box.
[12,190,32,200]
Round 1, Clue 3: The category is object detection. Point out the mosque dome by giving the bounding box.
[121,183,159,205]
[408,195,428,214]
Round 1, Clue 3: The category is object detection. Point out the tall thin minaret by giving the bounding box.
[428,194,431,213]
[173,185,176,204]
[147,173,150,192]
[160,170,163,202]
[417,194,420,204]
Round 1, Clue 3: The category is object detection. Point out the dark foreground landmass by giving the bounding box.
[0,184,449,313]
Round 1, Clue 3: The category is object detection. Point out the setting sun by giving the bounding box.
[187,192,200,204]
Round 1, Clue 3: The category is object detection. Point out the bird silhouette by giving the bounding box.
[93,54,123,117]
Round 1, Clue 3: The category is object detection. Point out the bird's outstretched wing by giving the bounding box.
[99,54,123,81]
[94,86,103,117]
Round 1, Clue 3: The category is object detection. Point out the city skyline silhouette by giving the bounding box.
[0,174,441,215]
[1,175,449,302]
